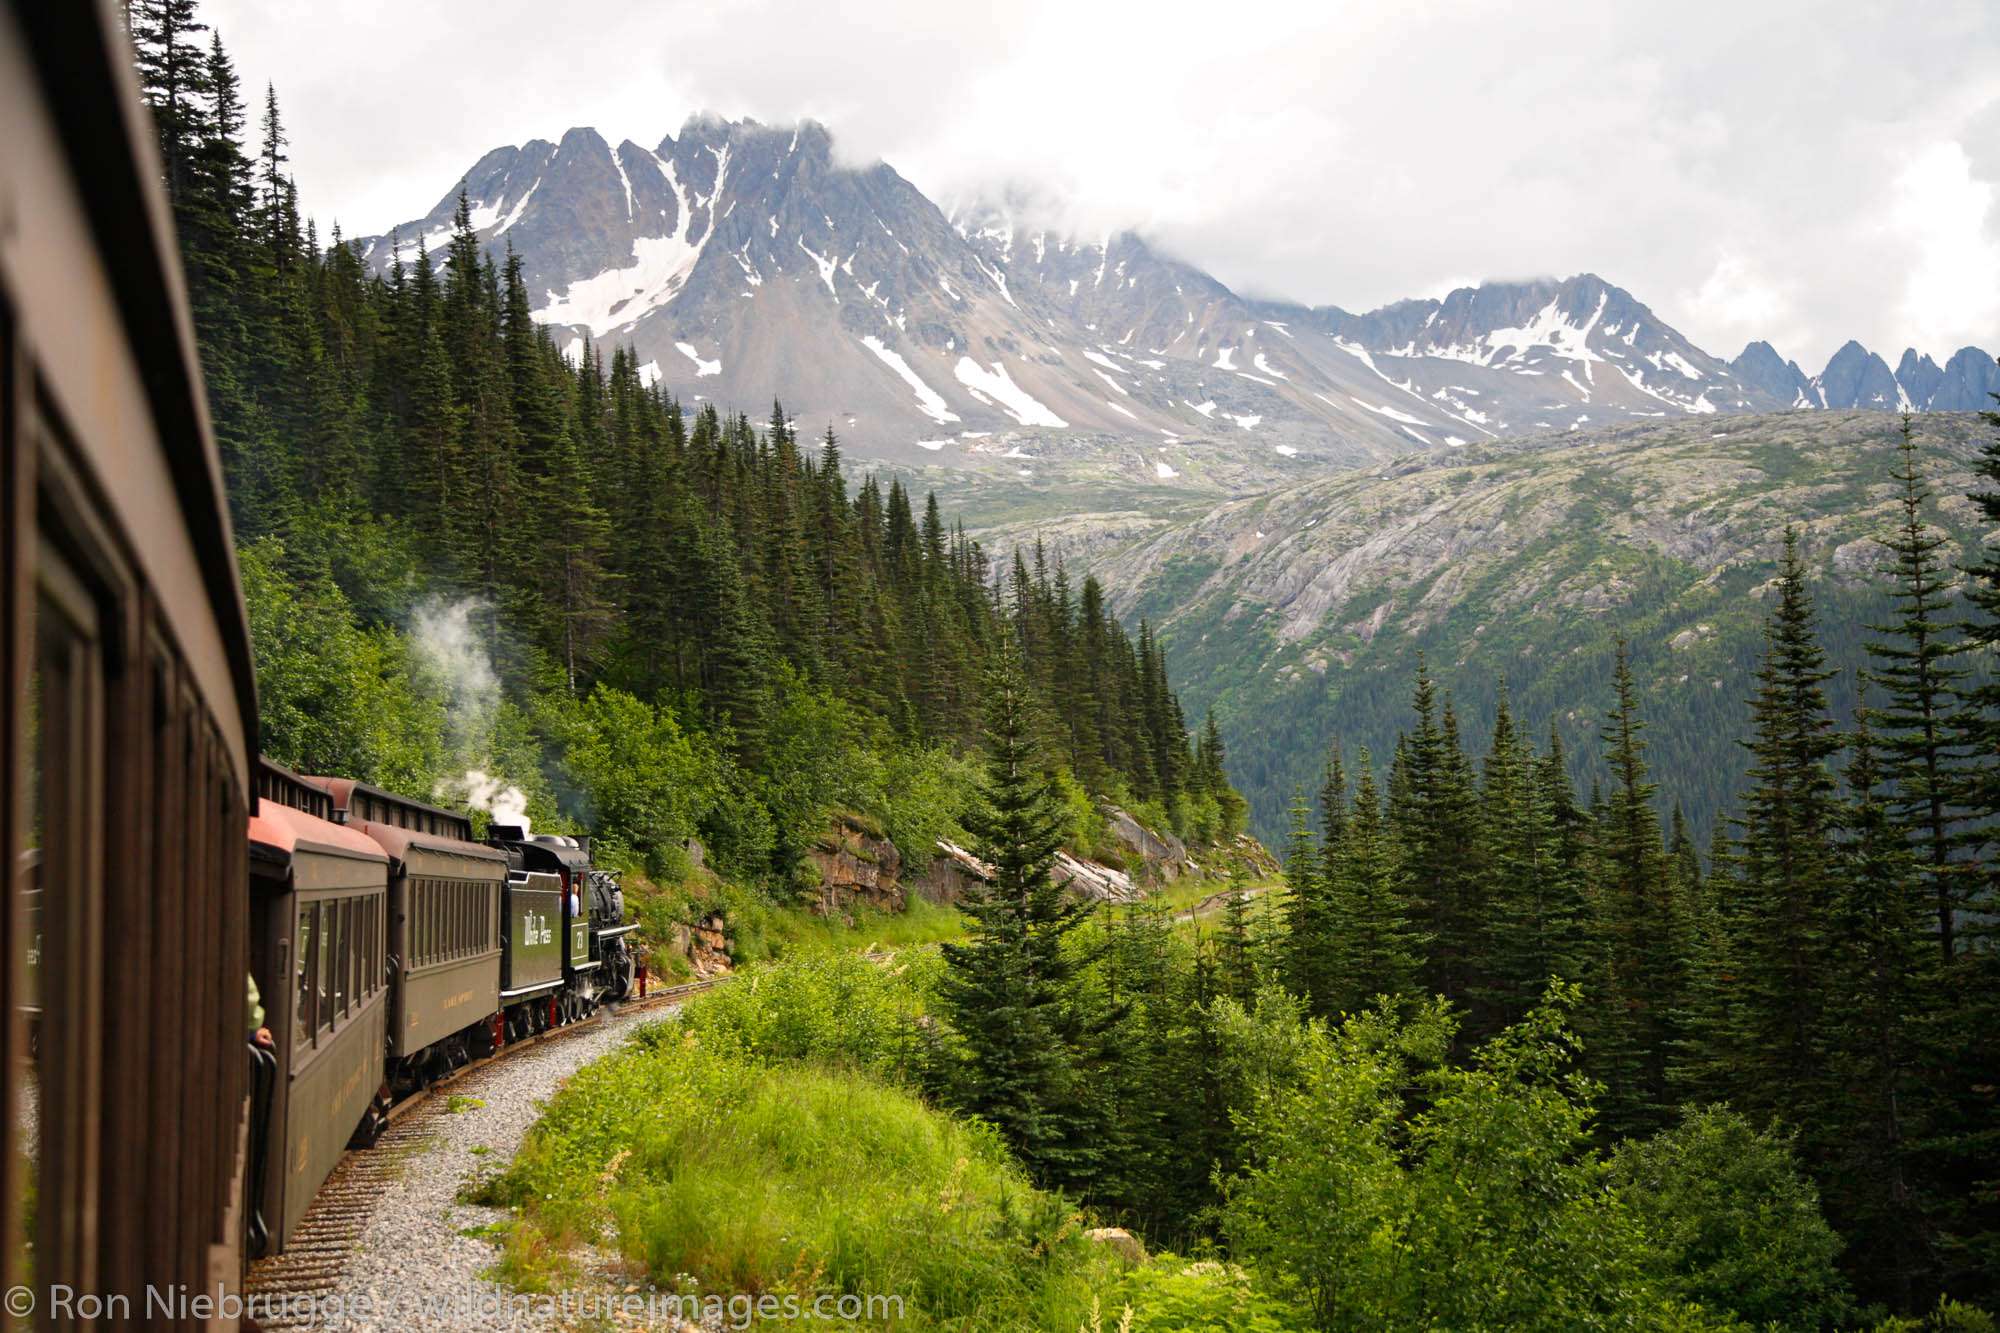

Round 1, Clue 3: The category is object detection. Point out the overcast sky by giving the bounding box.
[202,0,1999,370]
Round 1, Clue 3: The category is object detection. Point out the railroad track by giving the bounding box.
[241,951,919,1319]
[241,972,729,1318]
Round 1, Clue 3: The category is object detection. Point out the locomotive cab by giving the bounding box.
[487,829,638,1010]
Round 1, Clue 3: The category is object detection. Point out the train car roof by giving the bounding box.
[3,2,258,774]
[248,801,390,867]
[300,776,477,840]
[351,821,509,868]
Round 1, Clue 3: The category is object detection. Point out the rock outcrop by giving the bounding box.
[667,912,731,979]
[1053,850,1144,904]
[907,839,992,905]
[810,811,1263,914]
[1101,803,1197,882]
[804,816,904,921]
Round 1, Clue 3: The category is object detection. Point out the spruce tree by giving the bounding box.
[1279,786,1327,1009]
[1391,660,1479,1016]
[1336,751,1420,1010]
[1475,688,1579,1030]
[1820,697,1939,1308]
[1587,638,1680,1135]
[937,646,1099,1191]
[1723,530,1842,1122]
[1218,876,1258,1003]
[1864,416,1968,961]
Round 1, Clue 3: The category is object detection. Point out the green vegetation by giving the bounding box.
[483,954,1114,1331]
[498,947,1874,1331]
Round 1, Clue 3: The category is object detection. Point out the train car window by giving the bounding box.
[316,901,332,1038]
[296,905,314,1050]
[331,900,347,1022]
[348,896,360,1011]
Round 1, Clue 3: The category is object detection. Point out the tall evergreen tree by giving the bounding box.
[1587,638,1680,1134]
[1722,530,1842,1122]
[1820,697,1940,1309]
[1865,416,1968,960]
[1474,688,1580,1030]
[1333,751,1419,1011]
[937,647,1100,1192]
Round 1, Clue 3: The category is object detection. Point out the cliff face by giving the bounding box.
[805,817,907,920]
[807,804,1260,919]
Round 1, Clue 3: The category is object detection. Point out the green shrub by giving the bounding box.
[1053,769,1112,860]
[1873,1298,2000,1332]
[712,881,965,967]
[665,948,941,1077]
[1221,986,1698,1332]
[1611,1106,1854,1331]
[1107,1257,1308,1332]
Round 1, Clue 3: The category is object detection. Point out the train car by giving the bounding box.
[245,763,389,1255]
[304,779,509,1092]
[1,0,263,1321]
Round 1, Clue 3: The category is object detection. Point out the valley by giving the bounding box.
[954,407,1996,841]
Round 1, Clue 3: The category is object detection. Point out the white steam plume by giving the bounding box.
[410,596,499,758]
[456,769,531,835]
[410,597,529,834]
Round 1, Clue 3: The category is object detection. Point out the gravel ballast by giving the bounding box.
[286,1003,671,1333]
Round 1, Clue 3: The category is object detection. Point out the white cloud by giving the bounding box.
[1888,140,2000,358]
[201,0,2000,370]
[1679,253,1805,361]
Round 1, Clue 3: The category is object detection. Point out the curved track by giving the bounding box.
[240,949,924,1322]
[241,974,727,1320]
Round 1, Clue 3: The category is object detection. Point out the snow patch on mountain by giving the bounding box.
[861,336,959,425]
[676,341,721,376]
[954,358,1067,428]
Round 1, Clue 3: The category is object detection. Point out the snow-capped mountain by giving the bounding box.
[355,115,1997,473]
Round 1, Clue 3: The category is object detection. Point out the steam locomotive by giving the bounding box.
[244,763,640,1255]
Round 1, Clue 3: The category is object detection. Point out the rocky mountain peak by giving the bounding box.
[352,114,1997,474]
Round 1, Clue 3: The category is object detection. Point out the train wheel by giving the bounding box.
[347,1084,393,1149]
